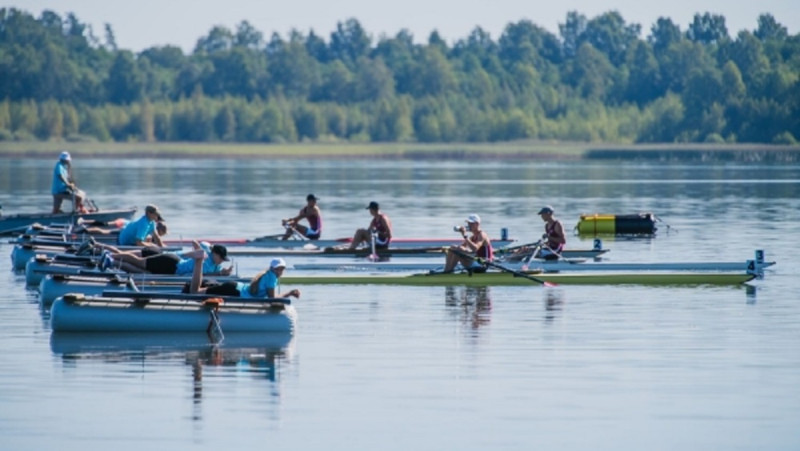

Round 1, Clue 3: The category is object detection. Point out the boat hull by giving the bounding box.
[166,237,517,249]
[280,271,756,286]
[0,208,137,236]
[39,274,182,306]
[292,259,774,273]
[50,294,296,333]
[226,247,609,259]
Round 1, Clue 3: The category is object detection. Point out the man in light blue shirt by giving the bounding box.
[117,204,166,247]
[51,151,87,213]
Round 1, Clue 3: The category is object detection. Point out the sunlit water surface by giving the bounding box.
[0,158,798,450]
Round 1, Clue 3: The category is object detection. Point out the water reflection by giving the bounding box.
[444,286,492,329]
[543,289,566,323]
[51,331,294,421]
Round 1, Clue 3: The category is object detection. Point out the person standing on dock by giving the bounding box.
[348,201,392,250]
[51,151,87,214]
[443,214,494,273]
[281,194,323,240]
[538,206,566,260]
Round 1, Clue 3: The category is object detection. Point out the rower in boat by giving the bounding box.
[537,205,566,260]
[280,194,322,240]
[187,255,300,300]
[51,151,88,214]
[442,214,494,273]
[347,201,392,250]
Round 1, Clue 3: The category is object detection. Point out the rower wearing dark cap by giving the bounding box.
[348,201,392,250]
[538,205,565,260]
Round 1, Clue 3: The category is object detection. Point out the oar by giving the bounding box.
[448,247,556,286]
[283,223,309,241]
[367,230,379,262]
[477,257,557,287]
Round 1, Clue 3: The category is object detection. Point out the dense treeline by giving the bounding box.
[0,8,798,144]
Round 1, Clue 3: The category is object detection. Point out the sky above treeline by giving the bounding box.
[4,0,798,52]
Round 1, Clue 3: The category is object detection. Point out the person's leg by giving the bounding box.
[349,229,369,249]
[52,194,67,214]
[117,261,146,273]
[73,189,87,212]
[94,242,123,254]
[443,246,460,272]
[112,252,148,271]
[190,254,204,293]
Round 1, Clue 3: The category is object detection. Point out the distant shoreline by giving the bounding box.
[1,141,798,161]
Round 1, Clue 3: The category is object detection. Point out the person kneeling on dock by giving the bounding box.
[187,257,300,299]
[442,214,494,273]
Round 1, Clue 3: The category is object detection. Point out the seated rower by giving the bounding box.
[281,194,322,240]
[348,201,392,250]
[443,214,493,273]
[537,206,565,260]
[187,256,300,300]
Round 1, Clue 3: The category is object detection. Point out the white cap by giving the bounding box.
[465,213,481,224]
[59,151,71,161]
[270,258,287,269]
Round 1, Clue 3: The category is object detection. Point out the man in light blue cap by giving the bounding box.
[51,151,87,213]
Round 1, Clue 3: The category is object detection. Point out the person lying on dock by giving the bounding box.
[74,221,167,256]
[76,219,166,239]
[281,194,322,240]
[442,214,494,273]
[187,256,300,300]
[348,201,392,250]
[99,240,232,276]
[117,204,166,247]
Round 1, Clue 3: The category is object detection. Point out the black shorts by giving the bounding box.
[144,253,180,274]
[141,246,162,257]
[205,281,241,296]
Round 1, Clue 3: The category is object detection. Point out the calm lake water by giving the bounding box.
[1,157,799,450]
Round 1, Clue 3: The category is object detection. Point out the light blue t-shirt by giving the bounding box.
[235,270,279,299]
[117,215,156,246]
[51,161,70,195]
[172,243,223,275]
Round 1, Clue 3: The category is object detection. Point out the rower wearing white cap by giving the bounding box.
[442,213,494,273]
[51,151,87,214]
[188,256,300,299]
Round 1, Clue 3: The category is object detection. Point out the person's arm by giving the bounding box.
[152,231,165,247]
[58,166,76,190]
[552,221,566,246]
[286,207,308,225]
[268,287,300,298]
[381,214,392,239]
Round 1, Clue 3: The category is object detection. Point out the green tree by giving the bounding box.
[106,51,144,104]
[687,13,728,45]
[754,14,787,41]
[329,18,371,67]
